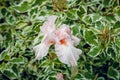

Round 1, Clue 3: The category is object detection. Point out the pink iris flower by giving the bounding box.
[33,15,82,66]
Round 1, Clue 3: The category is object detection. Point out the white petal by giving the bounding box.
[33,32,55,60]
[40,15,57,34]
[55,24,71,41]
[33,43,50,60]
[59,24,71,35]
[47,15,57,24]
[71,35,80,46]
[55,44,82,67]
[71,46,82,61]
[41,33,56,44]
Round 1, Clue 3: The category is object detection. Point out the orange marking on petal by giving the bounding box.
[60,39,67,45]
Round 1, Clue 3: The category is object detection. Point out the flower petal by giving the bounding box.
[33,15,57,60]
[33,43,50,60]
[40,15,57,34]
[33,30,56,60]
[55,43,82,66]
[71,35,80,46]
[59,24,71,35]
[55,24,71,41]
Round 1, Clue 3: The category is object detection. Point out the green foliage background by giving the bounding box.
[0,0,120,80]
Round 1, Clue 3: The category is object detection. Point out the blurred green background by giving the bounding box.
[0,0,120,80]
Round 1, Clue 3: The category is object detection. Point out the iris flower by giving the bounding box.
[33,15,82,66]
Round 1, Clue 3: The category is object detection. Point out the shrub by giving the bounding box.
[0,0,120,80]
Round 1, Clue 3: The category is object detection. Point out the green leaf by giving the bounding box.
[12,64,19,76]
[0,23,12,31]
[95,21,104,30]
[90,27,101,34]
[97,77,105,80]
[49,77,56,80]
[82,15,92,24]
[115,38,120,48]
[117,9,120,16]
[3,69,17,79]
[71,23,80,35]
[77,6,86,19]
[84,72,93,79]
[67,9,78,20]
[105,15,116,22]
[16,21,28,29]
[85,30,97,45]
[40,59,51,67]
[0,51,7,60]
[0,62,6,71]
[9,57,24,64]
[1,8,7,16]
[107,67,119,80]
[91,13,100,22]
[112,28,120,35]
[114,21,120,29]
[28,6,39,18]
[14,1,31,13]
[33,0,45,5]
[103,0,110,7]
[88,46,101,57]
